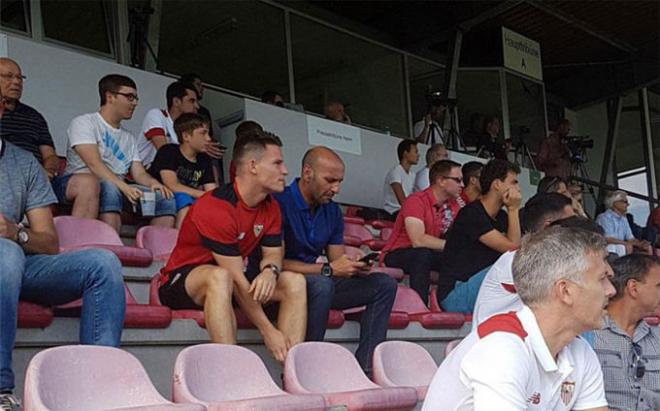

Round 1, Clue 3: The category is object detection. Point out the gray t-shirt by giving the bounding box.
[0,140,57,224]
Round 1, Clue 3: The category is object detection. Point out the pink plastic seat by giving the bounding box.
[379,227,394,241]
[173,344,326,410]
[444,339,462,357]
[393,286,465,329]
[17,301,53,328]
[23,345,204,411]
[136,226,179,261]
[54,216,153,267]
[284,342,418,410]
[344,223,387,251]
[343,246,403,281]
[367,220,394,230]
[344,216,365,225]
[372,341,438,400]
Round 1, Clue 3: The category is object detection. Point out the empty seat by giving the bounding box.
[23,345,204,411]
[17,301,53,328]
[344,223,386,251]
[284,342,418,410]
[367,220,394,230]
[372,341,437,400]
[343,216,365,225]
[393,286,465,329]
[173,344,326,410]
[344,246,403,281]
[54,216,153,267]
[136,226,178,261]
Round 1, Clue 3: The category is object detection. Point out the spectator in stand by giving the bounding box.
[538,175,588,218]
[383,160,464,304]
[149,113,217,228]
[414,95,446,145]
[0,93,125,407]
[594,254,660,410]
[0,58,60,180]
[136,81,200,167]
[324,101,351,124]
[277,146,397,374]
[383,139,419,220]
[52,74,175,233]
[596,190,652,256]
[477,115,507,160]
[261,90,284,107]
[437,159,521,313]
[228,120,265,183]
[537,119,572,180]
[460,161,483,204]
[423,226,614,411]
[413,143,448,192]
[472,193,575,330]
[158,131,306,362]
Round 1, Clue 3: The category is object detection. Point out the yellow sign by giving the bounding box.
[502,27,543,81]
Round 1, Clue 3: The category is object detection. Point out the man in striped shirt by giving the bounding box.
[0,58,59,180]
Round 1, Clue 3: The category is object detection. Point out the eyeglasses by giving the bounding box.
[632,342,646,379]
[112,92,139,102]
[442,176,463,184]
[0,73,26,81]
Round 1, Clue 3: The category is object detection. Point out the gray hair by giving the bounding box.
[605,190,627,209]
[512,226,607,306]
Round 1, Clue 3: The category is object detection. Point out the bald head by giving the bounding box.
[0,58,23,102]
[325,102,348,123]
[299,146,345,205]
[302,146,344,170]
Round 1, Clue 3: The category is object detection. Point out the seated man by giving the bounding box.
[594,254,660,410]
[472,193,575,329]
[459,161,483,205]
[229,120,264,183]
[52,74,175,233]
[413,143,448,192]
[383,159,464,304]
[158,131,306,362]
[149,113,217,227]
[383,139,419,220]
[0,136,125,409]
[438,159,521,313]
[277,146,397,374]
[423,226,614,411]
[324,101,351,124]
[596,190,651,256]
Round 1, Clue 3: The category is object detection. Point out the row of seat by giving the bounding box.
[25,340,436,410]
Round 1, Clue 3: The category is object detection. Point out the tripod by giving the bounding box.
[513,138,537,170]
[571,159,597,205]
[443,103,465,151]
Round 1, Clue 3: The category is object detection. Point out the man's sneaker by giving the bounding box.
[0,393,21,411]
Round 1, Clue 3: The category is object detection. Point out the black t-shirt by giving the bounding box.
[149,144,214,189]
[439,200,508,294]
[0,102,54,162]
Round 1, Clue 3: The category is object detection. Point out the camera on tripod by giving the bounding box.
[565,136,594,163]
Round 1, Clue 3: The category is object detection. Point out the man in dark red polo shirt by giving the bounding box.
[158,131,306,362]
[383,159,463,304]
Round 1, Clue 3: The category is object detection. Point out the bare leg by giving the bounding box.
[175,207,190,228]
[271,271,307,346]
[100,212,121,233]
[65,174,100,219]
[151,215,175,228]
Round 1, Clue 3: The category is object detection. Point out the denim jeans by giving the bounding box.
[0,239,125,391]
[440,265,491,313]
[305,273,397,373]
[384,247,446,305]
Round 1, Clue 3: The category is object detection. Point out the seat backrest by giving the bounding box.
[54,216,123,248]
[173,344,283,403]
[372,341,437,388]
[24,345,167,411]
[135,226,178,261]
[392,285,430,315]
[284,342,378,393]
[149,274,162,306]
[344,245,364,259]
[380,227,393,241]
[343,223,373,242]
[444,339,462,356]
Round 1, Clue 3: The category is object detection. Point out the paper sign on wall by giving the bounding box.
[306,116,362,155]
[502,27,543,81]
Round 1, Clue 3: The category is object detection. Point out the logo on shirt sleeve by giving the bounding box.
[527,392,541,405]
[253,224,264,237]
[560,381,575,405]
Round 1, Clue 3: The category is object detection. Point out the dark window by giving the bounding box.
[1,0,30,33]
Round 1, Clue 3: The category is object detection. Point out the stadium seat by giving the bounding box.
[283,342,418,410]
[393,286,465,329]
[379,227,393,241]
[23,345,204,411]
[344,223,387,251]
[344,206,362,217]
[136,226,178,261]
[17,301,53,329]
[444,339,462,357]
[172,344,326,410]
[367,220,394,230]
[344,246,404,281]
[344,215,365,225]
[372,341,437,400]
[54,216,153,267]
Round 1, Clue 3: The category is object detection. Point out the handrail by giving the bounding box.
[571,176,659,206]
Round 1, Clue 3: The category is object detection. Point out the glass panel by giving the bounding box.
[505,72,546,152]
[408,57,445,139]
[456,70,502,148]
[158,1,289,100]
[291,15,407,137]
[1,0,29,33]
[40,0,113,54]
[616,93,645,173]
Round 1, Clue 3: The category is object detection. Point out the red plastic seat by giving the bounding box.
[343,216,365,225]
[644,316,660,326]
[343,305,410,329]
[367,220,394,230]
[372,341,438,400]
[393,286,465,329]
[136,226,178,261]
[344,206,362,217]
[379,227,394,241]
[343,234,363,247]
[344,223,386,251]
[17,301,54,328]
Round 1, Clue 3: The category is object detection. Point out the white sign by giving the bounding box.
[502,27,543,81]
[306,116,362,155]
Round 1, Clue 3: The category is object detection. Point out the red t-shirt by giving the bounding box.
[160,182,282,283]
[648,206,660,228]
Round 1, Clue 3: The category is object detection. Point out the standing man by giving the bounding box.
[423,226,614,411]
[413,143,449,192]
[277,146,397,374]
[414,96,446,145]
[594,254,660,410]
[537,119,572,180]
[383,139,419,220]
[158,131,307,362]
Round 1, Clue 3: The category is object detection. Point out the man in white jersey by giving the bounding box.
[423,226,615,411]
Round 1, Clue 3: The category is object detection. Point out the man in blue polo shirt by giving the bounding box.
[277,146,397,374]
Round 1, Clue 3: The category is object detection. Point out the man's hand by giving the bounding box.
[502,187,522,210]
[119,183,143,204]
[263,328,290,362]
[424,113,433,126]
[329,255,367,277]
[150,182,173,199]
[624,241,634,255]
[0,214,18,241]
[249,269,277,303]
[43,156,60,180]
[205,142,226,159]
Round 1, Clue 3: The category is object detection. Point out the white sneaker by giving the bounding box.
[0,393,20,411]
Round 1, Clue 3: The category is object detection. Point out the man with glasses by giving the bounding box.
[596,190,652,256]
[383,159,463,304]
[594,254,660,410]
[52,74,175,233]
[0,58,60,180]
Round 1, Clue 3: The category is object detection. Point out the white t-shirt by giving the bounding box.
[413,120,444,145]
[423,306,607,411]
[414,166,430,192]
[137,108,177,167]
[472,250,520,331]
[65,112,141,176]
[383,164,416,214]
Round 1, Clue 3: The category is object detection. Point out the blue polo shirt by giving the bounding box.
[274,179,344,263]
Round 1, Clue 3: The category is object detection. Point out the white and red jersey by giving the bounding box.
[472,250,521,330]
[422,306,607,411]
[137,108,177,167]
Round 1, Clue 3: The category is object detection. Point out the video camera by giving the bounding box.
[565,136,594,163]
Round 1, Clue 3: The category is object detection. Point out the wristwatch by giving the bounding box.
[263,264,281,280]
[321,263,333,278]
[16,223,29,247]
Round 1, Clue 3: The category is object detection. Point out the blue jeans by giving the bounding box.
[440,265,491,313]
[0,239,125,391]
[305,273,397,373]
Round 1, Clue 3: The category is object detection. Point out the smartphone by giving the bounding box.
[359,252,380,265]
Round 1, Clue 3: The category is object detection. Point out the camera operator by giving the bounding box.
[414,93,446,145]
[536,119,572,180]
